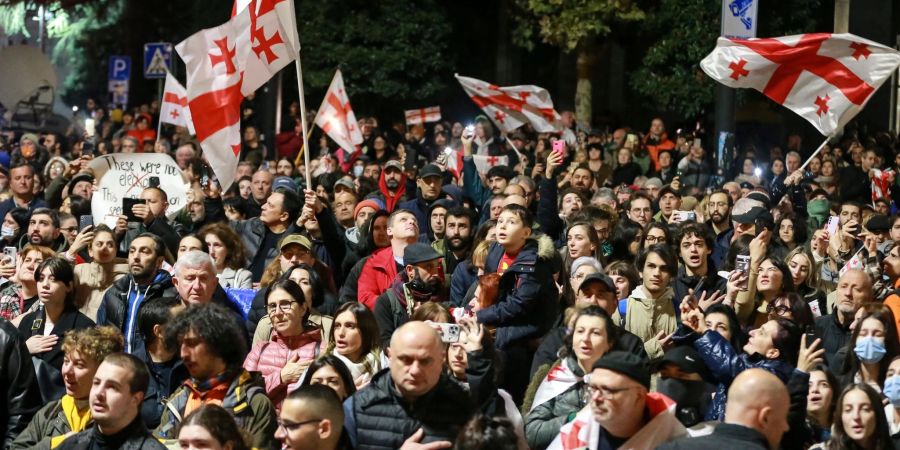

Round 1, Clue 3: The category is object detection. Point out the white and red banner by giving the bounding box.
[472,154,509,174]
[456,74,562,133]
[701,33,900,136]
[314,69,364,154]
[530,361,579,412]
[404,106,441,125]
[176,0,300,189]
[871,168,894,203]
[159,72,195,135]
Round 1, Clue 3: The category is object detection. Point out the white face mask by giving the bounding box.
[1,226,15,238]
[353,166,364,178]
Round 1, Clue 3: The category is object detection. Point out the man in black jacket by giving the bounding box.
[0,317,40,449]
[59,353,165,450]
[659,369,790,450]
[815,269,870,368]
[343,322,478,450]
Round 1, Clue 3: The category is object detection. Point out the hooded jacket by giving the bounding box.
[373,270,448,348]
[622,285,677,360]
[357,246,401,310]
[476,236,559,349]
[374,168,407,213]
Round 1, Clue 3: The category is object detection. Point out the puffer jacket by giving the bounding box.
[155,370,277,450]
[476,236,559,350]
[524,356,587,450]
[623,285,677,360]
[343,369,476,450]
[1,318,41,449]
[684,329,794,421]
[243,327,325,410]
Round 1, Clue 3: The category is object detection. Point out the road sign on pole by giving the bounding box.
[721,0,758,39]
[108,55,131,107]
[143,42,173,79]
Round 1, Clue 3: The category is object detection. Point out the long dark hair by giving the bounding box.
[829,383,894,450]
[300,354,357,400]
[328,302,381,356]
[840,305,900,388]
[704,303,747,351]
[359,209,390,257]
[609,218,643,262]
[177,404,251,450]
[281,263,324,309]
[807,362,839,428]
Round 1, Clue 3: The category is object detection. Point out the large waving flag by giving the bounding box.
[456,74,562,133]
[159,72,195,135]
[701,33,900,136]
[176,0,300,189]
[314,70,363,154]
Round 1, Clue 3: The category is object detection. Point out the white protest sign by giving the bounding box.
[87,153,190,228]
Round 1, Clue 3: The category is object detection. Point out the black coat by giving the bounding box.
[0,318,41,449]
[658,423,770,450]
[17,305,95,374]
[57,418,166,450]
[814,312,853,368]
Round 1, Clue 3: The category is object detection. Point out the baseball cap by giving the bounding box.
[403,243,441,266]
[739,181,754,190]
[746,191,770,208]
[333,178,356,193]
[279,234,312,251]
[578,272,615,293]
[20,133,39,146]
[419,164,443,179]
[653,346,710,380]
[384,160,403,172]
[590,351,650,390]
[658,185,681,199]
[643,177,663,189]
[732,206,766,224]
[272,176,298,193]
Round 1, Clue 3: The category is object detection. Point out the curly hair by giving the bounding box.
[177,405,251,450]
[197,222,249,270]
[164,303,248,369]
[61,326,125,364]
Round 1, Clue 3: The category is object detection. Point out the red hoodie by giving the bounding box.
[378,168,407,212]
[357,246,399,309]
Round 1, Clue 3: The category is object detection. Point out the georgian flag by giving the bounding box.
[700,33,900,136]
[871,168,894,203]
[472,154,509,175]
[313,69,364,154]
[530,361,580,412]
[159,72,195,135]
[404,106,441,125]
[456,74,562,133]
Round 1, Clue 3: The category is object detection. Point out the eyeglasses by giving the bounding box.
[584,382,642,400]
[266,300,297,314]
[644,235,665,244]
[766,303,791,316]
[276,418,321,431]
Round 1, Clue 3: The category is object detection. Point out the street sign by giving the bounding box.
[108,55,132,81]
[721,0,758,39]
[108,55,131,107]
[143,42,173,79]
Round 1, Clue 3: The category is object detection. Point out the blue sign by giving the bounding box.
[143,42,173,79]
[721,0,757,39]
[108,56,132,81]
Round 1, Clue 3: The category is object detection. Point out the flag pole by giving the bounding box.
[155,77,165,146]
[294,57,312,189]
[798,136,831,171]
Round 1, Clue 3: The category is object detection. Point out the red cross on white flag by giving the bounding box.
[456,74,562,133]
[159,72,195,135]
[314,70,364,154]
[404,106,442,125]
[701,33,900,136]
[175,0,300,189]
[471,154,509,175]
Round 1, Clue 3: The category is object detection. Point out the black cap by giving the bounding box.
[732,206,766,224]
[428,198,456,213]
[591,351,650,389]
[403,243,441,266]
[746,191,770,208]
[486,165,515,181]
[653,346,710,380]
[419,164,443,179]
[867,214,891,233]
[579,273,615,293]
[68,173,95,190]
[658,185,681,199]
[739,181,754,190]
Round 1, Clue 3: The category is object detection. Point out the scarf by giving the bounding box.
[183,367,239,416]
[530,358,581,412]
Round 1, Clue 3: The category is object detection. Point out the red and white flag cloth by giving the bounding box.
[314,69,364,154]
[159,72,195,135]
[472,154,509,174]
[700,33,900,136]
[404,106,441,125]
[840,247,866,278]
[871,168,894,203]
[547,393,684,450]
[445,149,465,180]
[529,361,580,412]
[455,74,562,133]
[176,0,300,189]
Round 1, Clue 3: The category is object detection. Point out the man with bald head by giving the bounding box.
[659,369,790,449]
[816,268,873,367]
[343,322,480,449]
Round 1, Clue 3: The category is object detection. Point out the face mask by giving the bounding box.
[353,166,364,178]
[0,226,15,238]
[885,375,900,407]
[656,378,709,427]
[854,336,887,364]
[807,199,829,218]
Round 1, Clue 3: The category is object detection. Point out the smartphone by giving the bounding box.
[436,323,461,343]
[84,118,96,138]
[79,215,93,231]
[735,254,751,274]
[122,198,145,222]
[464,124,475,138]
[804,331,818,348]
[199,164,211,189]
[148,176,160,188]
[675,211,696,222]
[826,216,840,235]
[2,247,16,265]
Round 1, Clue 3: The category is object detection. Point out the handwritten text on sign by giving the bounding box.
[88,153,190,228]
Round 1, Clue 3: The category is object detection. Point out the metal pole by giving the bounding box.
[834,0,850,33]
[295,59,312,189]
[37,5,45,53]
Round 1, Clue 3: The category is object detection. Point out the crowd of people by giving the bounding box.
[1,96,900,450]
